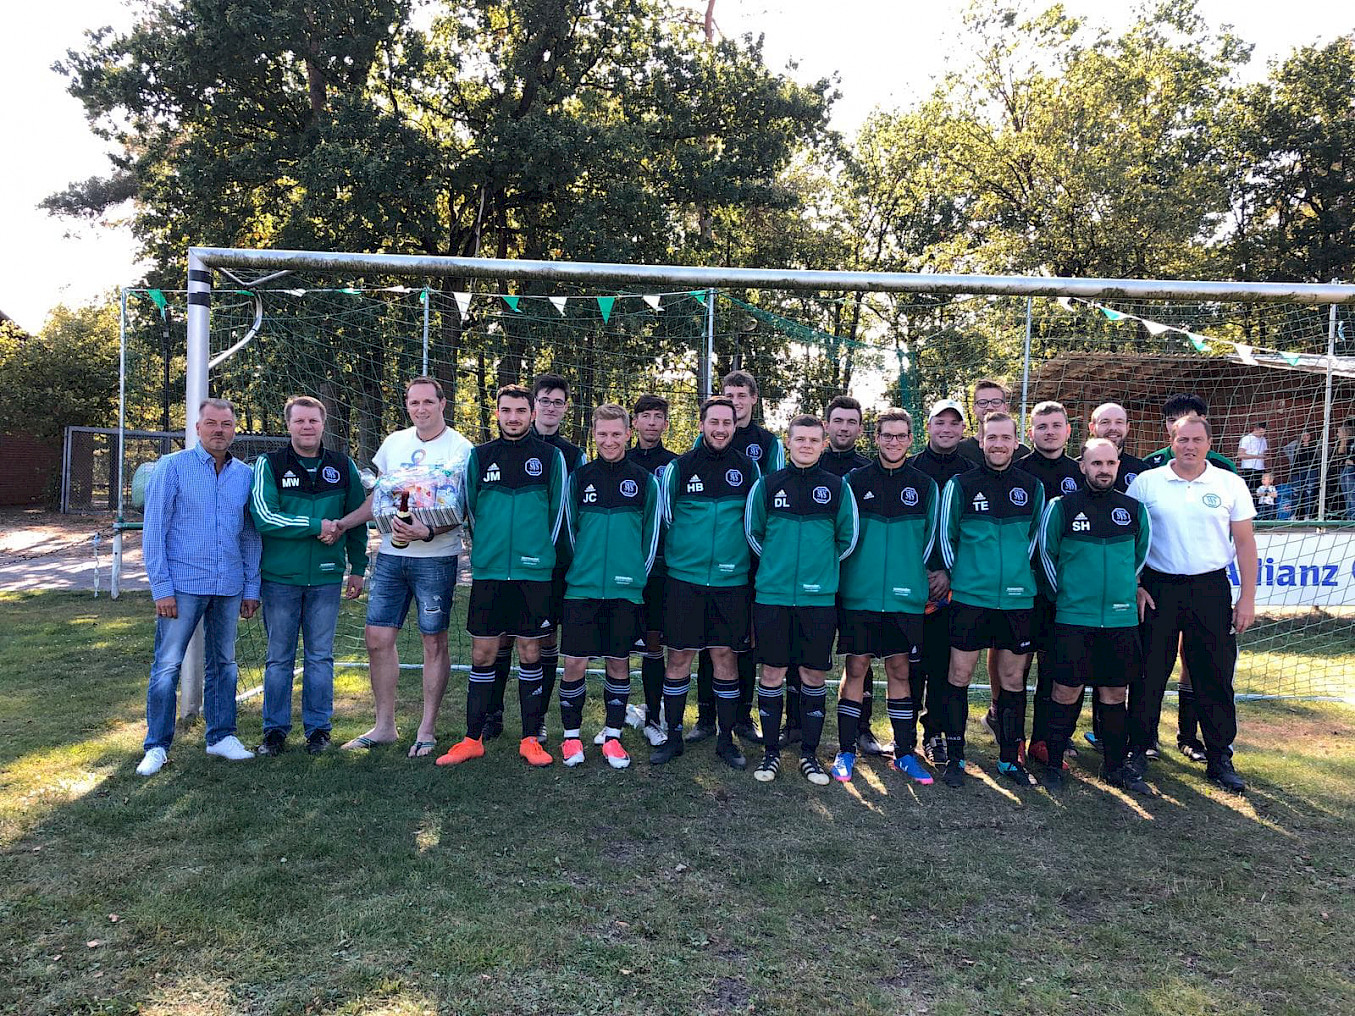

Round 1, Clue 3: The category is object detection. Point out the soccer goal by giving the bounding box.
[112,248,1355,716]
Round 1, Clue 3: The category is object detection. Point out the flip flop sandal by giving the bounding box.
[408,739,438,758]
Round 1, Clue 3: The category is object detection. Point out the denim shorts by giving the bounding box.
[365,552,458,634]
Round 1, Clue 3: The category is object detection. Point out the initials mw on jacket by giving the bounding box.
[464,435,568,581]
[564,457,661,604]
[1039,488,1151,628]
[250,445,368,586]
[745,464,859,607]
[840,461,938,614]
[940,463,1046,610]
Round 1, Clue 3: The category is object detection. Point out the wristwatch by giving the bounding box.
[422,524,437,543]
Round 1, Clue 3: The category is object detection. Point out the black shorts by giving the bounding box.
[562,597,643,660]
[545,566,568,629]
[664,577,751,652]
[753,603,836,672]
[641,569,666,635]
[466,579,554,639]
[949,602,1034,654]
[1030,595,1056,653]
[837,609,923,661]
[1051,624,1142,688]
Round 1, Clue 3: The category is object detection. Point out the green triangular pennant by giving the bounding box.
[1100,307,1127,322]
[502,295,521,312]
[689,290,707,306]
[420,287,429,304]
[597,296,615,323]
[1281,351,1301,366]
[147,289,168,313]
[1186,332,1208,352]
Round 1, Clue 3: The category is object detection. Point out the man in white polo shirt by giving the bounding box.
[1126,414,1257,793]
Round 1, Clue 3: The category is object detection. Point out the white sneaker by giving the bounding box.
[205,735,255,761]
[643,722,668,747]
[592,728,608,746]
[136,747,167,776]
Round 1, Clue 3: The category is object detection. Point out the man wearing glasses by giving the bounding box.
[957,380,1030,467]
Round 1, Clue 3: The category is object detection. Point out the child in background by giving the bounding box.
[1256,472,1278,520]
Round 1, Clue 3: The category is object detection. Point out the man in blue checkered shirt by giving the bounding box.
[136,398,262,776]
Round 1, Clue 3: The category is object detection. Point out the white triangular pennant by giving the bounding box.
[643,294,663,312]
[1056,296,1076,312]
[1141,319,1173,336]
[1235,342,1257,366]
[283,289,307,297]
[454,292,472,319]
[549,296,568,316]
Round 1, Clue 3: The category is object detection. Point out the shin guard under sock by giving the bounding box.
[714,676,741,736]
[837,698,862,754]
[466,667,496,738]
[945,683,968,763]
[538,648,559,711]
[998,687,1026,763]
[887,696,916,752]
[1177,687,1199,743]
[517,665,545,739]
[603,674,631,732]
[800,684,827,754]
[757,682,785,752]
[1046,698,1081,769]
[558,676,586,734]
[489,647,512,715]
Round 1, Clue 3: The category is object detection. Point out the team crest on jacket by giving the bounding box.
[1123,472,1138,486]
[747,444,763,460]
[1009,487,1028,506]
[725,468,743,486]
[322,465,341,484]
[620,479,638,498]
[1111,507,1132,525]
[812,485,832,504]
[1060,476,1078,494]
[525,457,543,477]
[901,486,919,506]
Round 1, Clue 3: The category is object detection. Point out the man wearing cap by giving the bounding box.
[1126,414,1256,793]
[906,398,974,769]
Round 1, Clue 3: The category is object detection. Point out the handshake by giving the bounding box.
[319,519,346,545]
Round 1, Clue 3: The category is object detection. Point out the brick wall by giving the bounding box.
[0,434,61,506]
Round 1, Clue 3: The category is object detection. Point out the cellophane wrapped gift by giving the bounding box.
[371,433,473,534]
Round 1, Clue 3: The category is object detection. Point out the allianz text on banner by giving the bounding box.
[1227,532,1355,608]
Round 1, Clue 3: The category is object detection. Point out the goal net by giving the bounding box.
[114,258,1355,702]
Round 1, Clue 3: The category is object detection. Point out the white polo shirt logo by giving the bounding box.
[1201,492,1223,508]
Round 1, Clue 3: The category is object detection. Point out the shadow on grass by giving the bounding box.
[4,592,1355,1015]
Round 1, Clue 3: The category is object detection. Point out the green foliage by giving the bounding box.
[0,299,121,439]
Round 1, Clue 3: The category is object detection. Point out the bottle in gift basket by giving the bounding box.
[389,491,414,549]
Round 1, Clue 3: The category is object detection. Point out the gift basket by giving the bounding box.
[369,435,473,535]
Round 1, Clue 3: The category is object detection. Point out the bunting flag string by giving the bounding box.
[549,296,568,316]
[1055,295,1307,370]
[642,294,663,312]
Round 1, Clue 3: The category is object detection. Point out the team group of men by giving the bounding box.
[136,371,1257,796]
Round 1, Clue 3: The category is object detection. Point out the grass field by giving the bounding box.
[2,591,1354,1016]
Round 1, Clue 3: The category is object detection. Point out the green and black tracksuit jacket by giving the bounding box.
[628,442,678,579]
[1016,450,1083,502]
[744,464,859,607]
[464,434,568,581]
[250,444,368,586]
[695,421,786,473]
[662,443,759,588]
[939,462,1046,610]
[1077,449,1148,493]
[839,460,938,615]
[1142,447,1237,473]
[534,426,587,474]
[908,444,976,612]
[819,446,870,478]
[564,457,661,604]
[1038,487,1151,628]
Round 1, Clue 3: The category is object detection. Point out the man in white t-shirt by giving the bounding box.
[1126,414,1257,793]
[331,376,471,757]
[1236,420,1268,495]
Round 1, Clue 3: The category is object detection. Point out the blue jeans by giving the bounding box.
[261,580,343,737]
[1343,467,1355,521]
[145,592,242,751]
[365,553,458,634]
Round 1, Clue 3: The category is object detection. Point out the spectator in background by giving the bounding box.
[1337,421,1355,521]
[1255,473,1278,521]
[1289,430,1319,519]
[1236,421,1268,495]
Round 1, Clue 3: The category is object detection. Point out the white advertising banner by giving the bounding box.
[1227,530,1355,607]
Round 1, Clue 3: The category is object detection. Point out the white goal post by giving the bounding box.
[168,246,1355,719]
